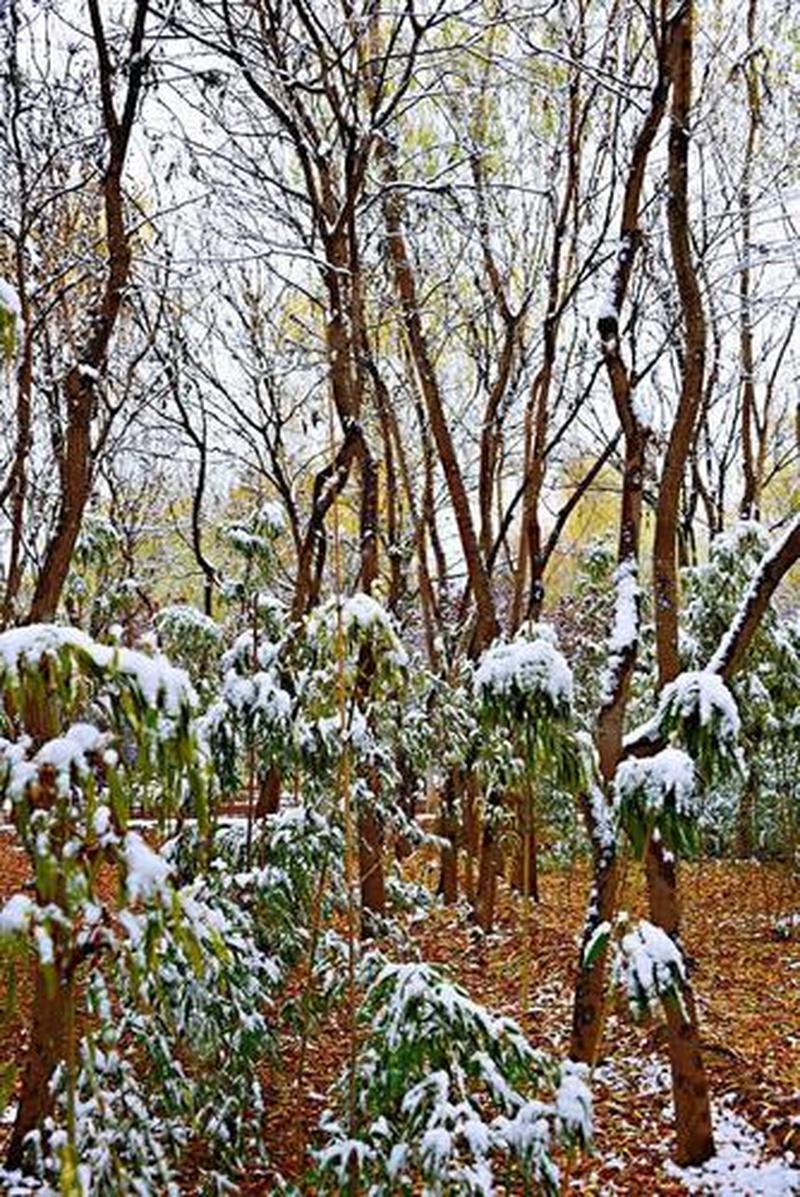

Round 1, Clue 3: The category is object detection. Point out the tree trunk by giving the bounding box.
[6,966,71,1170]
[438,772,459,905]
[510,792,539,902]
[358,805,385,932]
[571,0,683,1081]
[646,838,714,1165]
[29,0,150,622]
[463,774,480,904]
[256,762,281,818]
[474,809,502,933]
[381,151,498,652]
[570,790,619,1063]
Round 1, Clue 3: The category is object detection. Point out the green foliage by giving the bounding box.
[0,282,18,363]
[312,962,591,1196]
[681,524,800,857]
[614,748,699,859]
[155,603,222,695]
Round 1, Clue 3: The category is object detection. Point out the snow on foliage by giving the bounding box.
[155,603,221,642]
[475,628,573,712]
[123,831,173,903]
[0,623,196,714]
[312,961,591,1195]
[307,591,407,663]
[30,723,111,797]
[625,669,741,784]
[220,667,291,724]
[257,500,285,534]
[658,671,741,739]
[615,747,696,814]
[0,893,34,936]
[611,917,686,1019]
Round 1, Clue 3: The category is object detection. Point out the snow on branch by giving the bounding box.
[599,559,640,707]
[707,513,800,680]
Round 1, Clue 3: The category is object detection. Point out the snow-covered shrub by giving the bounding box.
[63,517,144,640]
[224,500,285,563]
[296,593,416,889]
[652,671,741,781]
[585,914,687,1022]
[0,621,343,1192]
[201,603,294,841]
[218,500,286,613]
[475,624,582,785]
[311,962,591,1195]
[681,523,800,857]
[614,747,698,856]
[615,670,741,867]
[115,871,279,1178]
[0,625,206,1187]
[473,625,585,897]
[2,863,280,1196]
[305,592,409,699]
[155,602,222,695]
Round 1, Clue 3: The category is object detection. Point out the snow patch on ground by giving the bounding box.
[596,1054,799,1195]
[668,1104,800,1195]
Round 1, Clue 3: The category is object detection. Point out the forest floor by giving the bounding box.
[1,828,799,1195]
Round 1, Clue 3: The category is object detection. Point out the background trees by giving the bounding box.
[0,0,799,1191]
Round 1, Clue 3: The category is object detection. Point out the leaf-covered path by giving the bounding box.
[248,855,800,1194]
[2,830,797,1194]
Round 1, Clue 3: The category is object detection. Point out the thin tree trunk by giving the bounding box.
[438,771,459,905]
[646,838,714,1165]
[510,791,539,902]
[381,152,498,651]
[571,4,681,1063]
[6,968,71,1169]
[358,805,386,930]
[29,0,151,622]
[570,790,619,1063]
[475,802,502,933]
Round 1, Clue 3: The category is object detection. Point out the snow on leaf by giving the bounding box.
[611,918,686,1018]
[615,747,697,818]
[0,893,34,936]
[475,634,573,710]
[123,832,172,903]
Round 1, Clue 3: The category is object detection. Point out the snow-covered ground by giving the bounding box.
[668,1104,800,1197]
[594,1052,800,1195]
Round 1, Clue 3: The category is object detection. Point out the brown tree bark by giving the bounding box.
[645,839,714,1165]
[474,815,502,934]
[6,967,71,1170]
[381,157,498,652]
[510,791,539,903]
[438,771,460,905]
[28,0,151,622]
[737,0,762,521]
[647,4,716,1165]
[0,6,34,624]
[652,1,707,689]
[358,804,386,931]
[571,3,682,1067]
[256,762,282,818]
[570,790,618,1063]
[6,671,72,1167]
